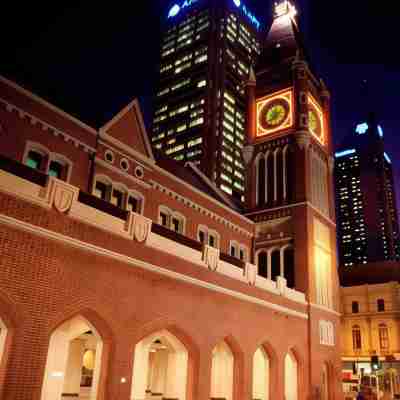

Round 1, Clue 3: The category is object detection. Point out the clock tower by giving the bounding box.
[243,1,342,397]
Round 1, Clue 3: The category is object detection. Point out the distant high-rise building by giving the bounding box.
[335,114,400,267]
[151,0,262,201]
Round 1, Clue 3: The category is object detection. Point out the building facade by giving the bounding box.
[152,0,261,201]
[341,281,400,398]
[0,2,343,400]
[335,114,400,268]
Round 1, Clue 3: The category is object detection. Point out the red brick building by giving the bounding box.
[0,2,342,400]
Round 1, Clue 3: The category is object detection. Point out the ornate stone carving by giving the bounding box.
[131,214,152,243]
[46,177,79,214]
[242,145,254,165]
[245,263,257,286]
[203,245,220,271]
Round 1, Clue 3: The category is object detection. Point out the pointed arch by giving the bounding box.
[210,335,243,400]
[130,319,199,400]
[255,153,266,206]
[321,361,331,400]
[275,148,283,204]
[257,250,269,279]
[131,329,190,400]
[41,309,113,400]
[0,292,18,398]
[284,351,298,400]
[267,151,274,205]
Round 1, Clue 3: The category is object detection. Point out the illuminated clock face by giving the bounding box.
[259,99,290,131]
[307,95,325,144]
[308,109,321,138]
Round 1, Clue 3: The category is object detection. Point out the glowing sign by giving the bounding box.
[168,0,261,30]
[237,2,261,30]
[378,125,384,138]
[384,152,391,164]
[335,149,356,158]
[167,0,199,18]
[355,123,368,135]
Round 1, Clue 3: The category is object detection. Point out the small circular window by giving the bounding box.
[134,166,144,179]
[105,150,114,164]
[120,158,130,172]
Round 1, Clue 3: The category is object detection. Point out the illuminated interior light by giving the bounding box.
[233,0,241,7]
[335,149,356,158]
[378,125,384,138]
[355,122,368,135]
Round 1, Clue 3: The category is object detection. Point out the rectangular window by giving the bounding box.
[128,196,139,213]
[172,217,181,233]
[160,212,169,227]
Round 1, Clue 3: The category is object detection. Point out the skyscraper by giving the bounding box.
[151,0,262,201]
[335,114,400,267]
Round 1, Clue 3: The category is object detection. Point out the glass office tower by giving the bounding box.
[152,0,261,201]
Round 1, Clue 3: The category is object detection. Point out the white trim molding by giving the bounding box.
[0,213,308,320]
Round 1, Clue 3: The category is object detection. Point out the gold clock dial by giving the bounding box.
[308,108,322,138]
[259,99,290,131]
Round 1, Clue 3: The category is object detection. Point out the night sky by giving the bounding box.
[1,1,399,205]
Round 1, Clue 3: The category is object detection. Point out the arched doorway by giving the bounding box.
[131,330,189,400]
[210,340,234,400]
[284,352,298,400]
[321,363,329,400]
[253,347,269,400]
[41,316,103,400]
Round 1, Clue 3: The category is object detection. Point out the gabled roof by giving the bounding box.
[155,154,243,212]
[100,99,154,161]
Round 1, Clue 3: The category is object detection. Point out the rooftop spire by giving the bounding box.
[274,1,298,22]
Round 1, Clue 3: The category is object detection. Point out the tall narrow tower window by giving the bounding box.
[257,157,266,205]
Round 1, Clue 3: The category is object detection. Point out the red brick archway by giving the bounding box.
[129,318,199,400]
[41,308,114,400]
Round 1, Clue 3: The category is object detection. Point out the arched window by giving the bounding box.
[158,207,186,234]
[377,299,385,312]
[352,325,362,351]
[275,149,283,204]
[111,184,127,209]
[93,176,112,201]
[258,251,268,279]
[352,301,359,314]
[283,247,295,289]
[26,149,45,170]
[271,249,280,281]
[257,156,266,206]
[379,324,389,351]
[267,152,274,206]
